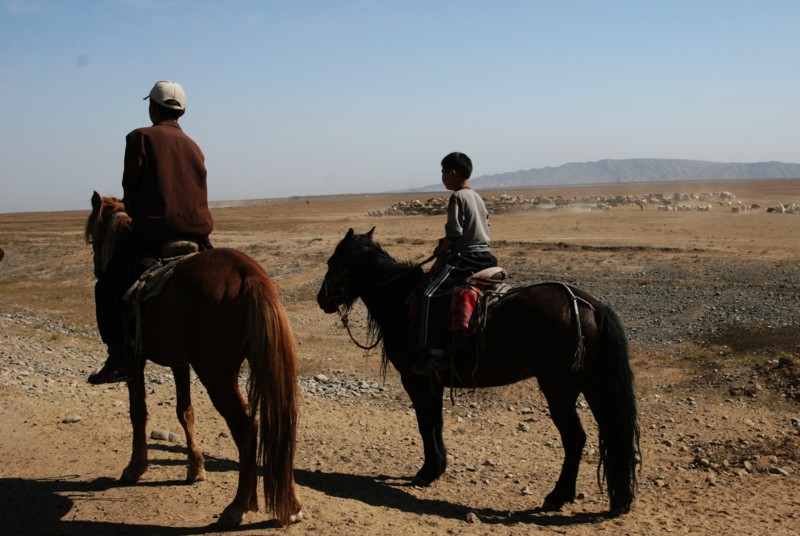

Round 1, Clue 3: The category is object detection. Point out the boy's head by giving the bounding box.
[441,152,472,180]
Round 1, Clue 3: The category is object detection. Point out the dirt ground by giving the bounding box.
[1,180,799,535]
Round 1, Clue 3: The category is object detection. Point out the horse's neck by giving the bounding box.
[358,261,420,326]
[107,224,131,260]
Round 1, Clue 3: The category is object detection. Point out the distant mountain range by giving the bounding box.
[411,159,800,191]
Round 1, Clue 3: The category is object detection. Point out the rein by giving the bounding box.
[339,311,383,351]
[336,253,437,350]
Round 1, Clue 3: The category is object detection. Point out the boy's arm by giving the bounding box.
[436,192,463,255]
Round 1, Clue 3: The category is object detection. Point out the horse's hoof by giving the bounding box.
[120,466,144,483]
[541,499,563,512]
[289,510,304,523]
[216,506,243,528]
[411,475,432,487]
[608,503,632,517]
[186,466,206,483]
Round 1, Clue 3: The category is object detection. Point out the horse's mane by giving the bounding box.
[84,194,132,275]
[341,233,425,376]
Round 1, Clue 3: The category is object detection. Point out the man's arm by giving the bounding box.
[121,131,144,216]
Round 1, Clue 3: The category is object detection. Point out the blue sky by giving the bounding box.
[1,0,798,213]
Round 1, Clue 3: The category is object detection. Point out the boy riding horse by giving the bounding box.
[414,152,497,375]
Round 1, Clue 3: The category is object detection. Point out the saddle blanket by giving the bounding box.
[447,267,509,334]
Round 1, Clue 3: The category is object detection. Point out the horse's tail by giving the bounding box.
[244,274,300,526]
[594,303,641,516]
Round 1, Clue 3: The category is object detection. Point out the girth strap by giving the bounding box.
[558,283,594,371]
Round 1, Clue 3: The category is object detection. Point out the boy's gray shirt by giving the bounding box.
[445,188,491,253]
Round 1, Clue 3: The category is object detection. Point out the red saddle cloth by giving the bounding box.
[447,267,507,335]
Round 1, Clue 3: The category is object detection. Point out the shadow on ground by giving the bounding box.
[296,468,609,526]
[0,457,611,534]
[0,474,281,535]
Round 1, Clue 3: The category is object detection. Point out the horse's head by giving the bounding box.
[316,227,378,314]
[85,191,131,278]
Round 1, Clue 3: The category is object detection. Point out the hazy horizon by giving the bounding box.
[2,1,799,213]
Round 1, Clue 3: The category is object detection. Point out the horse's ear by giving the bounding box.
[366,226,375,239]
[345,228,355,240]
[91,191,101,211]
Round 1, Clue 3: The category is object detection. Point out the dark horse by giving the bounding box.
[86,192,302,526]
[317,228,640,516]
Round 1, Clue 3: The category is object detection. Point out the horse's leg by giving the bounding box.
[538,378,585,510]
[204,377,258,527]
[172,365,206,482]
[401,374,447,486]
[121,368,149,482]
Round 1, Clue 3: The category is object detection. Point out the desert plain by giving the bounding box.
[1,179,799,535]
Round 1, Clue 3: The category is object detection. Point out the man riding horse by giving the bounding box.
[88,80,214,384]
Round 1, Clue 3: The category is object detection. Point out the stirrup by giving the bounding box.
[412,349,448,376]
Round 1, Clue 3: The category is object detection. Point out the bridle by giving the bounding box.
[325,252,438,350]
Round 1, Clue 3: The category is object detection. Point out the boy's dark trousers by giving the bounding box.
[418,250,497,352]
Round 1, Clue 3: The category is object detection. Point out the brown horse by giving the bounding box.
[317,228,641,517]
[85,191,302,527]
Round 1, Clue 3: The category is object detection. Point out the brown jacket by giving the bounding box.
[122,120,214,242]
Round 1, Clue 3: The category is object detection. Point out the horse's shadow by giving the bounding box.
[148,443,239,473]
[0,446,275,535]
[0,448,606,535]
[0,475,282,535]
[296,468,608,527]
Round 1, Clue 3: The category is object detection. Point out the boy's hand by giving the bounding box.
[434,237,455,256]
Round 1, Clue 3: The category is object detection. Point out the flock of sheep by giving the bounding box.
[367,190,798,217]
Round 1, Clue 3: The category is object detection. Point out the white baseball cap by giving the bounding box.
[144,80,186,111]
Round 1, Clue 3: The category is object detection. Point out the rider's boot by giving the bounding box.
[412,348,449,376]
[88,343,129,384]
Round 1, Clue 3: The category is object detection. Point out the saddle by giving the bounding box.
[446,267,509,337]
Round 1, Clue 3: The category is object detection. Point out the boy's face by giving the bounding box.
[441,168,460,191]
